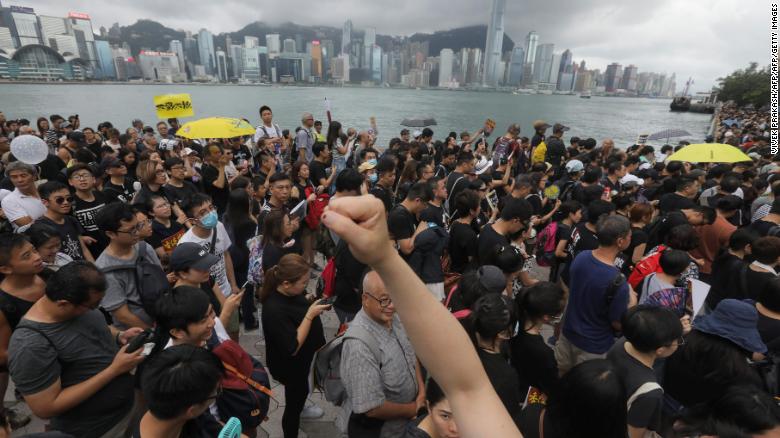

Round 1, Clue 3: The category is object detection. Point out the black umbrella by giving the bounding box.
[400,116,437,128]
[647,128,692,143]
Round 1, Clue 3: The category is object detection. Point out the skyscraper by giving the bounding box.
[216,50,228,82]
[557,49,572,89]
[532,43,554,83]
[197,28,215,75]
[244,36,258,48]
[524,31,539,70]
[67,12,97,65]
[169,39,185,73]
[283,38,296,53]
[483,0,506,86]
[341,20,352,55]
[266,34,280,58]
[310,40,322,79]
[621,64,638,92]
[604,62,622,92]
[94,39,115,79]
[438,48,453,86]
[507,46,525,86]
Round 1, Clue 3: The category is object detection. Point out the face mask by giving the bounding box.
[368,173,378,184]
[200,210,218,229]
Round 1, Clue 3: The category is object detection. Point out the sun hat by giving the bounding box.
[694,299,767,353]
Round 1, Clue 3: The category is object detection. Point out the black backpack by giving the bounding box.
[101,243,170,317]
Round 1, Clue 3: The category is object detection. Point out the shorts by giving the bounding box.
[225,307,240,333]
[554,333,606,376]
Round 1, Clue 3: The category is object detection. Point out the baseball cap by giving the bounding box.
[565,159,584,174]
[99,157,124,175]
[553,123,570,133]
[413,130,422,138]
[688,169,707,179]
[358,159,377,173]
[60,121,72,129]
[477,265,506,294]
[620,173,644,186]
[182,147,198,156]
[533,120,550,130]
[67,131,85,142]
[170,242,220,272]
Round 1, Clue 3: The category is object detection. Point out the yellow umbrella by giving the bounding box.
[665,143,751,163]
[177,117,255,139]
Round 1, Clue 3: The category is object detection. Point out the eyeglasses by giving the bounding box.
[53,196,74,205]
[70,173,93,180]
[364,292,392,308]
[115,221,146,236]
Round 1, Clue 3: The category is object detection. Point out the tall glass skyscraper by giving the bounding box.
[197,28,215,75]
[483,0,506,86]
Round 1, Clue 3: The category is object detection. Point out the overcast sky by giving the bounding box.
[20,0,766,91]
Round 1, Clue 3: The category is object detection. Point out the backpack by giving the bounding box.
[101,243,169,317]
[304,186,330,230]
[212,340,273,432]
[535,222,559,267]
[245,223,264,285]
[444,284,472,320]
[314,324,380,406]
[628,245,667,290]
[315,223,337,259]
[626,382,664,438]
[316,257,336,298]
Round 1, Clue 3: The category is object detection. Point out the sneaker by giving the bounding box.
[300,403,324,420]
[5,406,31,430]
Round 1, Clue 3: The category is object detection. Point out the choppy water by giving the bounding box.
[0,83,712,148]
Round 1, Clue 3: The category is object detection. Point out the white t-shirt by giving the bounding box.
[253,123,282,145]
[1,188,46,231]
[177,222,233,296]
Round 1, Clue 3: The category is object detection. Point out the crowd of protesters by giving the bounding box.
[0,104,776,438]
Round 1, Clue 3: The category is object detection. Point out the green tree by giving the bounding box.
[716,62,770,108]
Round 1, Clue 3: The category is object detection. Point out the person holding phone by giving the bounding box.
[253,105,284,168]
[260,254,328,438]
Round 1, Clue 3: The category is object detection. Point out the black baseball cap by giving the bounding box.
[67,131,85,143]
[170,243,219,272]
[99,157,125,175]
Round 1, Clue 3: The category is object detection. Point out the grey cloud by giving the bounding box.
[24,0,767,90]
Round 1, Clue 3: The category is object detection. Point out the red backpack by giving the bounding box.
[534,222,558,267]
[305,187,330,230]
[316,257,336,298]
[628,245,667,290]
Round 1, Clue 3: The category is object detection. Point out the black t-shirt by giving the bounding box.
[369,184,394,213]
[262,242,300,273]
[748,219,778,237]
[449,221,478,274]
[707,252,747,308]
[744,267,776,301]
[510,331,558,396]
[163,181,199,211]
[446,172,469,214]
[477,348,523,426]
[200,164,230,214]
[309,160,329,187]
[37,216,85,260]
[147,220,186,254]
[658,193,696,215]
[230,144,252,166]
[607,339,663,432]
[334,240,367,315]
[102,179,134,204]
[419,203,448,228]
[261,291,326,383]
[561,222,600,285]
[646,211,689,251]
[73,191,108,257]
[623,226,648,271]
[554,222,572,262]
[758,310,780,352]
[477,224,509,266]
[388,205,418,258]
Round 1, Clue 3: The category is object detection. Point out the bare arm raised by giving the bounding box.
[322,195,521,438]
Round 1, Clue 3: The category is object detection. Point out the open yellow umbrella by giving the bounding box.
[177,117,255,139]
[665,143,751,163]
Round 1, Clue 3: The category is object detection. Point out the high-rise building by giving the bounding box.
[216,50,228,82]
[229,44,242,79]
[320,39,334,79]
[0,26,14,51]
[438,48,454,87]
[242,46,261,82]
[7,5,41,47]
[465,48,482,84]
[169,40,185,73]
[621,64,638,92]
[94,39,115,79]
[364,27,375,47]
[604,62,622,92]
[310,40,322,79]
[546,53,562,84]
[483,0,506,86]
[244,36,258,49]
[532,43,554,84]
[556,49,572,90]
[266,34,280,58]
[183,36,199,65]
[138,50,184,82]
[67,12,96,64]
[524,31,539,70]
[371,45,382,82]
[197,28,215,75]
[507,46,524,86]
[574,69,593,92]
[341,20,352,55]
[38,15,67,48]
[283,38,296,53]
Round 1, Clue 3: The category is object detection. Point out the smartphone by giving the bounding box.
[319,296,337,306]
[240,280,251,290]
[126,329,154,354]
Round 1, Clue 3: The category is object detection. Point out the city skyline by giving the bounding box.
[14,0,765,92]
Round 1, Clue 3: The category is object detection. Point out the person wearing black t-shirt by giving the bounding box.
[445,151,475,216]
[511,282,564,398]
[38,181,91,261]
[101,157,135,204]
[560,200,615,286]
[199,144,231,216]
[448,190,481,274]
[261,254,327,438]
[369,157,397,213]
[388,182,433,261]
[163,157,199,223]
[308,142,335,190]
[67,164,109,257]
[477,198,533,266]
[646,206,715,252]
[658,177,698,214]
[419,177,449,227]
[608,306,683,438]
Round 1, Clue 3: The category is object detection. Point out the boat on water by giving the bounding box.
[580,92,592,99]
[513,88,536,95]
[669,78,717,114]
